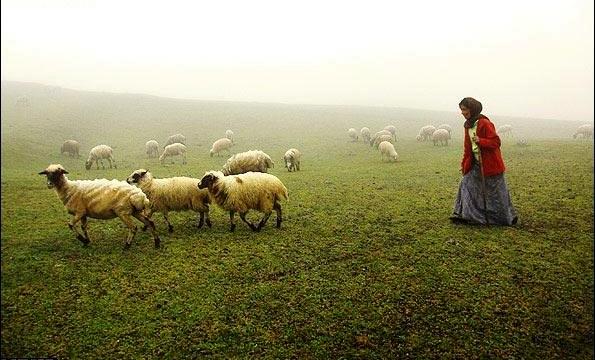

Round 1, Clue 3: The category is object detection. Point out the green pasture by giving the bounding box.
[1,82,593,358]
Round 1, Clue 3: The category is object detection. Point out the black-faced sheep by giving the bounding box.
[85,145,116,170]
[126,169,211,232]
[164,133,186,147]
[431,128,451,146]
[160,143,187,164]
[210,138,234,157]
[283,148,302,172]
[38,164,160,249]
[221,150,274,175]
[146,140,159,158]
[61,140,80,158]
[198,170,288,232]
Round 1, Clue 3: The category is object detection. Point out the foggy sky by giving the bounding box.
[1,0,593,122]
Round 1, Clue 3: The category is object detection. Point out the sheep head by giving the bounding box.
[126,169,149,184]
[198,171,223,190]
[38,164,68,189]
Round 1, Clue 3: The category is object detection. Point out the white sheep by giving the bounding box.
[221,150,274,175]
[383,125,397,141]
[348,128,359,142]
[283,148,302,172]
[378,141,398,162]
[497,124,513,137]
[210,138,234,157]
[370,130,392,146]
[61,140,80,158]
[126,169,211,232]
[160,143,187,164]
[372,134,394,149]
[436,124,452,136]
[85,145,116,170]
[225,129,235,143]
[573,124,594,139]
[360,127,371,144]
[197,170,288,232]
[431,128,451,146]
[38,164,161,249]
[416,125,436,141]
[145,140,159,158]
[164,133,187,147]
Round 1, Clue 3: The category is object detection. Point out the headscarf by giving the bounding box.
[459,97,483,128]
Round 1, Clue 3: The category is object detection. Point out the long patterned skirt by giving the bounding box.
[451,163,518,226]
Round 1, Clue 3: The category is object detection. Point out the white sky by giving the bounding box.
[1,0,593,121]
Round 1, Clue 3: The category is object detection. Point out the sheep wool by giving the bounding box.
[165,133,186,147]
[225,129,234,143]
[431,128,451,146]
[360,127,371,143]
[61,140,80,158]
[348,128,358,142]
[38,164,160,249]
[373,134,393,149]
[160,143,187,164]
[145,140,159,158]
[378,141,398,162]
[416,125,436,141]
[283,148,302,172]
[210,138,233,157]
[497,124,513,137]
[573,124,593,139]
[85,145,116,170]
[370,130,392,146]
[222,150,274,175]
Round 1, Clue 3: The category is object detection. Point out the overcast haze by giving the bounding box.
[2,0,593,122]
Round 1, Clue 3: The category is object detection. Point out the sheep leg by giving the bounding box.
[132,212,161,249]
[162,211,174,233]
[183,154,187,164]
[141,208,154,231]
[80,215,91,244]
[68,213,90,245]
[240,212,258,231]
[229,211,236,232]
[204,209,212,228]
[118,214,138,250]
[256,212,272,231]
[274,202,283,228]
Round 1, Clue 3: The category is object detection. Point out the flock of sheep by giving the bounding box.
[44,129,302,249]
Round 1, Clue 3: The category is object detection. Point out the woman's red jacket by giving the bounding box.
[461,115,506,176]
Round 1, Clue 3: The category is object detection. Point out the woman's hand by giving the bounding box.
[472,135,480,144]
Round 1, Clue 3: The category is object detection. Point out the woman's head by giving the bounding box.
[459,97,482,120]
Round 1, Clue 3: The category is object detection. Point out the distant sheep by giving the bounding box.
[516,138,529,146]
[378,141,398,162]
[160,143,187,164]
[370,130,392,146]
[431,128,451,146]
[573,124,593,139]
[85,145,116,170]
[210,138,234,157]
[348,128,358,142]
[497,124,513,137]
[436,124,452,136]
[360,127,371,144]
[38,164,160,249]
[126,169,211,232]
[383,125,397,141]
[61,140,80,158]
[416,125,436,141]
[198,170,288,232]
[283,148,302,172]
[164,133,186,147]
[225,129,235,143]
[145,140,159,158]
[372,134,394,149]
[221,150,274,175]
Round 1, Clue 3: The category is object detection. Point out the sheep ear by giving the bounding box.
[63,170,69,174]
[38,170,48,175]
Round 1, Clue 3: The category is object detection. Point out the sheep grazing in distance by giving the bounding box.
[431,128,451,146]
[372,134,394,149]
[416,125,436,141]
[210,138,233,157]
[436,124,452,136]
[126,169,211,232]
[497,124,513,137]
[360,127,371,144]
[225,129,235,143]
[516,138,529,146]
[145,140,159,158]
[164,133,186,147]
[284,148,302,172]
[370,130,392,146]
[38,164,160,249]
[383,125,397,141]
[85,145,116,170]
[198,170,288,232]
[348,128,358,142]
[160,143,187,164]
[61,140,80,158]
[573,124,594,139]
[378,141,398,162]
[221,150,274,175]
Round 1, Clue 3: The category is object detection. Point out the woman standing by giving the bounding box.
[450,97,518,225]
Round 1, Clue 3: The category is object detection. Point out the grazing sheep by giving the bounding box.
[160,143,187,164]
[416,125,436,141]
[210,138,234,157]
[431,128,451,146]
[145,140,159,158]
[126,169,211,232]
[85,145,116,170]
[61,140,80,158]
[221,150,274,175]
[38,164,160,249]
[370,130,392,146]
[360,127,371,144]
[198,170,288,232]
[164,133,186,147]
[348,128,359,142]
[378,141,398,162]
[225,129,235,143]
[436,124,452,136]
[383,125,397,141]
[372,134,394,149]
[497,124,513,137]
[283,148,302,172]
[573,124,594,139]
[516,138,529,146]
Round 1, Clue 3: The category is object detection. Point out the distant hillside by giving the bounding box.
[1,80,588,165]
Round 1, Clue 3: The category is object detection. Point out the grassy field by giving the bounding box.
[1,81,593,358]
